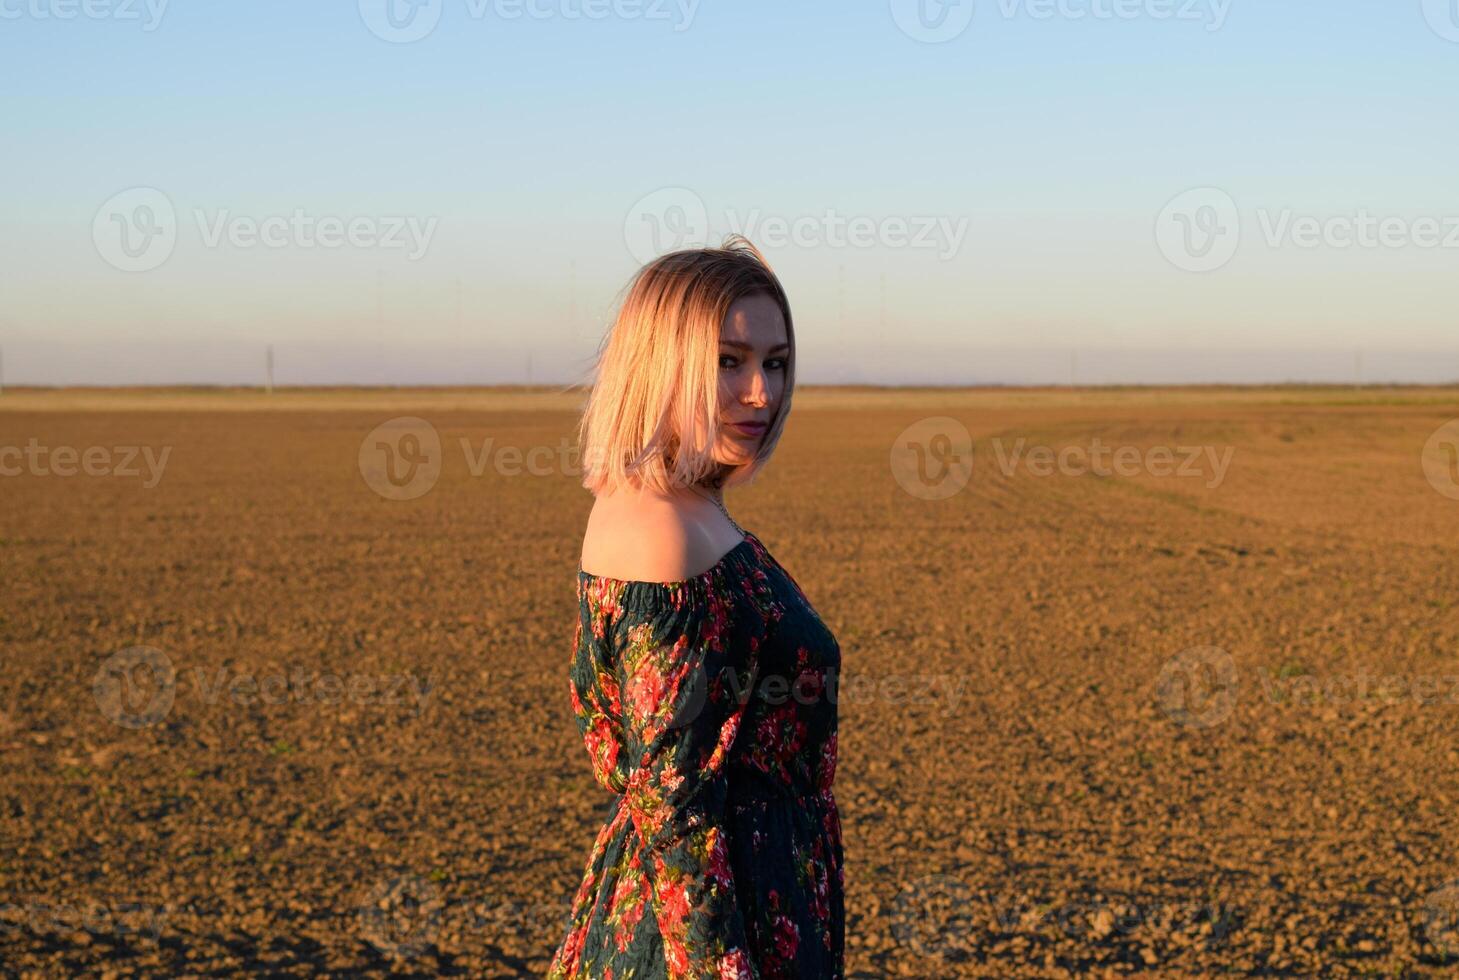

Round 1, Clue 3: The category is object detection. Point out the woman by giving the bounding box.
[548,236,845,979]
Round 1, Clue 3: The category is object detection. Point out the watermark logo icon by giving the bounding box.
[890,417,974,500]
[1422,419,1459,501]
[1155,187,1240,272]
[664,663,711,731]
[1156,646,1238,729]
[93,187,177,273]
[623,187,710,265]
[1425,879,1459,956]
[1422,0,1459,42]
[358,876,443,958]
[92,646,176,729]
[890,0,976,43]
[889,873,974,960]
[359,0,443,42]
[359,417,442,500]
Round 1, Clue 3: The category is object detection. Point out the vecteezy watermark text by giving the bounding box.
[733,667,966,713]
[1156,645,1459,730]
[623,188,969,265]
[888,873,1237,962]
[889,0,1231,44]
[0,0,168,30]
[992,437,1234,489]
[0,899,172,944]
[195,209,437,260]
[721,207,968,260]
[0,440,170,488]
[888,417,1236,500]
[189,666,435,709]
[1256,667,1459,708]
[359,416,664,500]
[357,0,701,44]
[91,646,435,729]
[358,875,575,958]
[1157,187,1459,272]
[654,666,966,731]
[92,187,439,272]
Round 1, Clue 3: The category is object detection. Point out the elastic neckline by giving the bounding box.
[578,531,755,587]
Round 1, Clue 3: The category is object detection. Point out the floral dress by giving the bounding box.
[548,530,844,979]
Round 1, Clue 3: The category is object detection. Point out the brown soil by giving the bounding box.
[2,386,1458,977]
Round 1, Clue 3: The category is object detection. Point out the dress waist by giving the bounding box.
[603,772,833,810]
[725,771,834,809]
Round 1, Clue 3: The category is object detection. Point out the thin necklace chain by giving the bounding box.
[690,482,744,536]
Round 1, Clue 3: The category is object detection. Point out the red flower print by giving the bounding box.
[599,669,620,706]
[585,718,619,779]
[663,936,691,977]
[718,948,754,979]
[772,913,800,961]
[625,663,669,727]
[706,827,734,890]
[658,878,692,930]
[817,732,837,789]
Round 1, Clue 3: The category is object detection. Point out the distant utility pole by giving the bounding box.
[265,345,274,394]
[837,265,845,334]
[455,277,463,348]
[455,277,465,387]
[569,259,578,331]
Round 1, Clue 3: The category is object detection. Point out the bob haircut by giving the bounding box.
[577,235,795,497]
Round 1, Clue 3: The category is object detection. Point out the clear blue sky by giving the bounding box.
[3,0,1458,384]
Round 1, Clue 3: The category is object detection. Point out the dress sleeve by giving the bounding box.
[605,574,766,980]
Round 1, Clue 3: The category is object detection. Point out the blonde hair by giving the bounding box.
[576,235,795,497]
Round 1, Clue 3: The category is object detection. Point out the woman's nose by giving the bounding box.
[743,368,769,407]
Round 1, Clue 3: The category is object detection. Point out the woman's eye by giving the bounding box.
[720,354,787,370]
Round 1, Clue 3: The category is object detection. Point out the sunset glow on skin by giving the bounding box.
[713,293,790,468]
[576,239,796,499]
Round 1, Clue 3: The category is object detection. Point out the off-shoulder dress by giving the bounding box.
[547,529,844,979]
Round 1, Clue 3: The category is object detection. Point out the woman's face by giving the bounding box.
[712,292,789,466]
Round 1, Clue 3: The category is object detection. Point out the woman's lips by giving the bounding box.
[727,421,767,438]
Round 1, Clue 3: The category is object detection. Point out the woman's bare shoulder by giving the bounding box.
[580,487,723,583]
